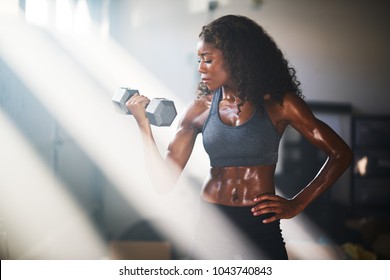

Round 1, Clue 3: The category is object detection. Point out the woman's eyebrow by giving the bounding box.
[198,52,213,57]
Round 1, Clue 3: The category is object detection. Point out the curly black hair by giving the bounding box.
[197,15,303,111]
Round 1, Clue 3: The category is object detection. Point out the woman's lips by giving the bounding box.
[202,78,210,84]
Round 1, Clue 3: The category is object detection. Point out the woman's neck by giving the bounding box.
[222,86,241,104]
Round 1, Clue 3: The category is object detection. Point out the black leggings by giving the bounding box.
[189,201,288,260]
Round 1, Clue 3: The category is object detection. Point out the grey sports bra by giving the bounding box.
[202,88,281,167]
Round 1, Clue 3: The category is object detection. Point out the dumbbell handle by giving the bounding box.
[112,87,177,126]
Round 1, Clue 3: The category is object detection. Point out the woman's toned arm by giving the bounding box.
[251,93,353,223]
[126,93,208,193]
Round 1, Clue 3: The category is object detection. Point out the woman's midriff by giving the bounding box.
[200,165,276,206]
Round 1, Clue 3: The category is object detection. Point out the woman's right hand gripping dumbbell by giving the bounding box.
[125,93,151,126]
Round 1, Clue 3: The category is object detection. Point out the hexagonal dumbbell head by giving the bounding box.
[146,98,177,126]
[112,87,139,114]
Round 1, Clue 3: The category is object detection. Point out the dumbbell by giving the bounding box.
[112,87,177,127]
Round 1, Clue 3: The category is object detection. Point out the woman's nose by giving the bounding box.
[198,61,206,73]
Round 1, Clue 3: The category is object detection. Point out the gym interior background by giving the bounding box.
[1,0,389,260]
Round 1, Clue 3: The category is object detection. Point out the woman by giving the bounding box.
[126,15,352,259]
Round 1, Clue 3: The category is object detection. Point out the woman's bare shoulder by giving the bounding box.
[265,92,307,133]
[180,93,213,130]
[185,93,213,115]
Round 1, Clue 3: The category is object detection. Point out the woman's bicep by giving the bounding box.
[165,96,210,171]
[166,125,199,171]
[165,100,205,170]
[283,94,350,156]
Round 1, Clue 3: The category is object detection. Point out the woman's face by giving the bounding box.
[197,40,231,91]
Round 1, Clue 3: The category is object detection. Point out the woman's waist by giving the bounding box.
[200,189,274,207]
[201,166,276,206]
[209,165,275,178]
[207,165,275,189]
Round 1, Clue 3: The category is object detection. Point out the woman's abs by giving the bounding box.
[200,165,276,206]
